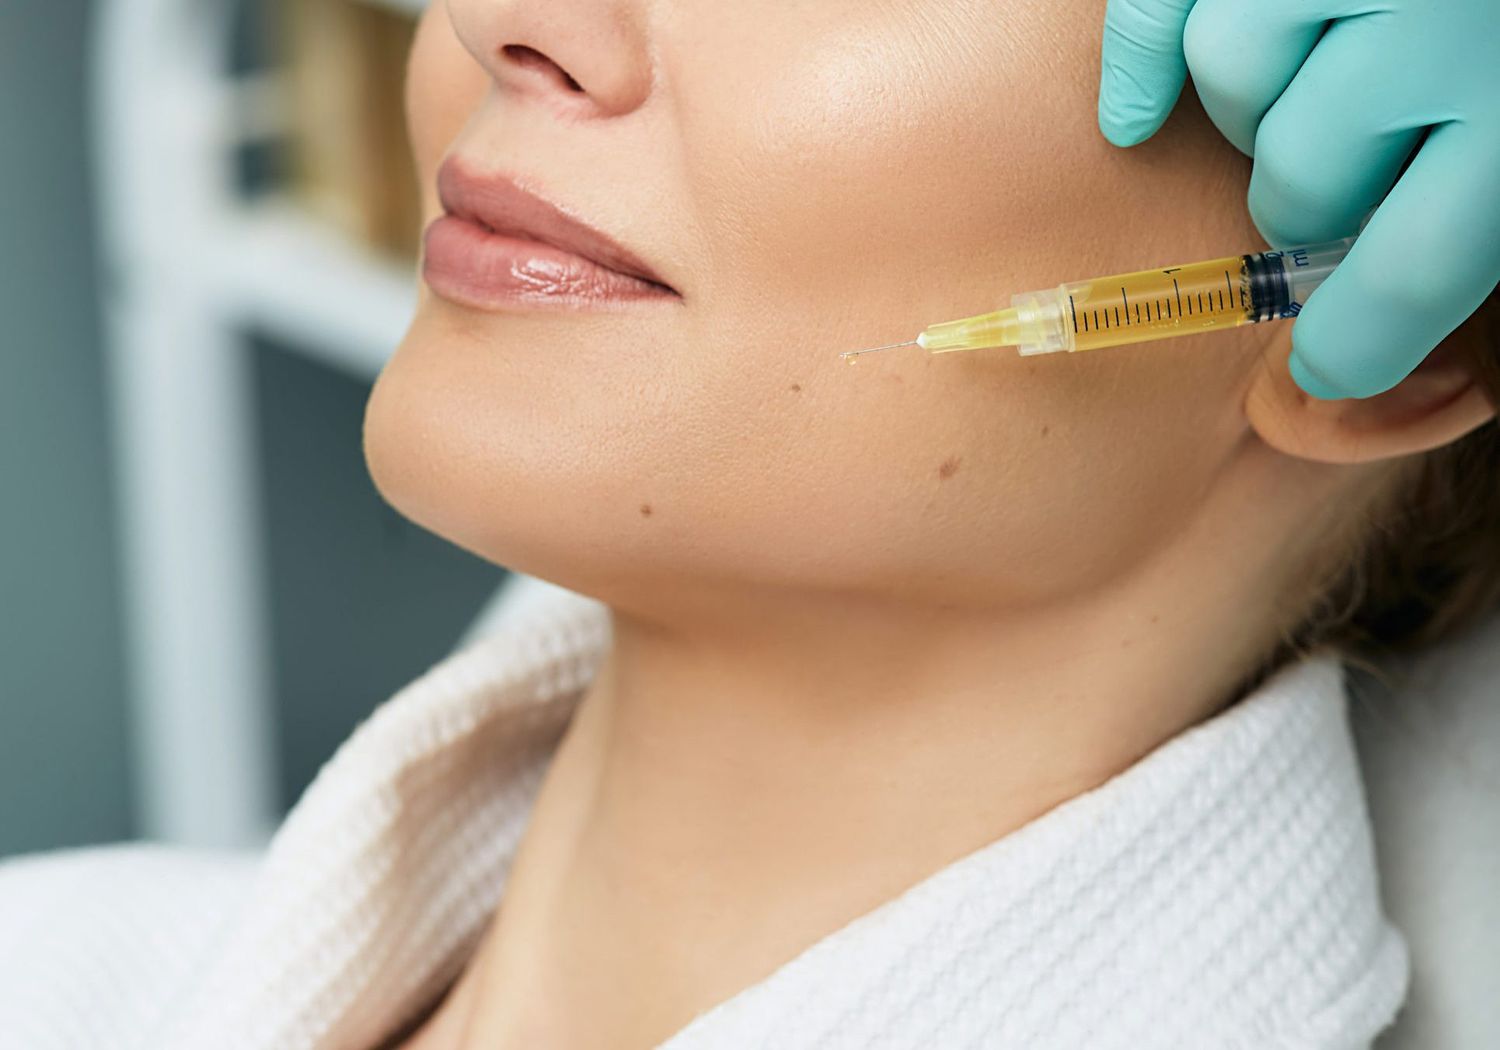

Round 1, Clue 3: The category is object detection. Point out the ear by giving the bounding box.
[1245,330,1498,465]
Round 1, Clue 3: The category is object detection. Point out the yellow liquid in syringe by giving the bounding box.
[845,236,1355,362]
[908,253,1270,358]
[1061,254,1252,351]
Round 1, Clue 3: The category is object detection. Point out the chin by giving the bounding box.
[362,330,648,606]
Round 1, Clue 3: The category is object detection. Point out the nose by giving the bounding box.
[445,0,654,117]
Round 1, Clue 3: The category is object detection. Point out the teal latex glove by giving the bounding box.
[1097,0,1500,400]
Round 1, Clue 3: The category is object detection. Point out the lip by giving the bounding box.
[424,158,680,310]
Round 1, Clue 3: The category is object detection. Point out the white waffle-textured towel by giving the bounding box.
[0,584,1410,1049]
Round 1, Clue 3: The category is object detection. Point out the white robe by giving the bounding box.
[0,585,1410,1049]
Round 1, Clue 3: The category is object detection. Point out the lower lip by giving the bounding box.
[421,215,676,310]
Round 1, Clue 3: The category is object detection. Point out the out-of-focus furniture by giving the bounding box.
[91,0,440,849]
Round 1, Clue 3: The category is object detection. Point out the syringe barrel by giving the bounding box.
[1013,235,1357,356]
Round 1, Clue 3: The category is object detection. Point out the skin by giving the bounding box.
[366,1,1497,1047]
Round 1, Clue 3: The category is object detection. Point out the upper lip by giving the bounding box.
[435,157,677,294]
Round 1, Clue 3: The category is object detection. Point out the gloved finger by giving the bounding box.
[1182,0,1331,156]
[1098,0,1198,147]
[1247,15,1428,249]
[1287,120,1500,399]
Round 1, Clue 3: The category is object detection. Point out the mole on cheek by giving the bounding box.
[1041,424,1050,437]
[789,383,802,393]
[639,503,653,518]
[937,456,961,481]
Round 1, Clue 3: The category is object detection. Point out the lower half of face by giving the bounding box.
[365,0,1272,620]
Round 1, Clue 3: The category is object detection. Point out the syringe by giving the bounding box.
[841,236,1356,361]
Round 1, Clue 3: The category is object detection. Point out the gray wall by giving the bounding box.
[0,0,136,855]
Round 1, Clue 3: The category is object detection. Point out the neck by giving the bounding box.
[448,438,1322,1046]
[577,570,1266,900]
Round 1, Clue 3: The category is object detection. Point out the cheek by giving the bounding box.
[672,2,1082,310]
[632,6,1145,584]
[642,1,1256,605]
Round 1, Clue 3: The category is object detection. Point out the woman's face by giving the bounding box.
[367,0,1276,618]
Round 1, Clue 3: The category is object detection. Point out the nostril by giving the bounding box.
[501,44,585,93]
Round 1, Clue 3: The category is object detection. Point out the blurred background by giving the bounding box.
[4,7,1499,1043]
[0,0,511,859]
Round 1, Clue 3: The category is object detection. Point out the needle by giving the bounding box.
[839,340,919,361]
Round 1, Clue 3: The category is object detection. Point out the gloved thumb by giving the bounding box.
[1098,0,1199,147]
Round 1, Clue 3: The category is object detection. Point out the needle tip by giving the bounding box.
[839,339,919,359]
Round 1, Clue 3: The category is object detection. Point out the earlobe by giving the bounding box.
[1244,330,1497,466]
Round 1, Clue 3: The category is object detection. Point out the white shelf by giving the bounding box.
[91,0,488,850]
[209,199,419,380]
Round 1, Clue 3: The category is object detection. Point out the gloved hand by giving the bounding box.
[1096,0,1500,400]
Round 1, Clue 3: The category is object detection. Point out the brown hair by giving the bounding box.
[1277,286,1500,672]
